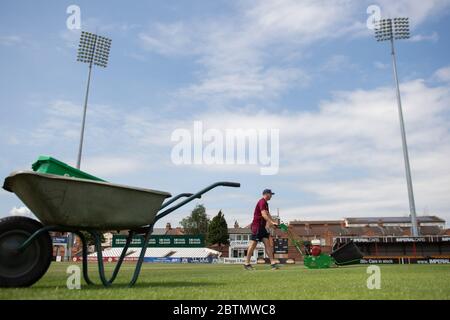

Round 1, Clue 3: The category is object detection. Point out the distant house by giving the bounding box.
[227,225,265,260]
[152,223,185,236]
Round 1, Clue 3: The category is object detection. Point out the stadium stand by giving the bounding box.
[87,247,220,261]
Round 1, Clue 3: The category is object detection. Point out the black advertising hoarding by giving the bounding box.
[274,238,288,254]
[332,235,450,265]
[334,235,450,244]
[359,257,450,264]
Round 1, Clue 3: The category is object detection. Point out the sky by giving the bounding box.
[1,0,450,229]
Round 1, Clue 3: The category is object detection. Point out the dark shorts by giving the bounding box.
[251,228,270,242]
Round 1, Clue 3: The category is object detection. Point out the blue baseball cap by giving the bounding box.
[262,189,275,195]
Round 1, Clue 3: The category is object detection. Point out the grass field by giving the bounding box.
[0,262,449,300]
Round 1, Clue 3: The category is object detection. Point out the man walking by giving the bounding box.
[244,189,279,270]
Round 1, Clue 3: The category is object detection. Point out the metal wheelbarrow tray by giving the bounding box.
[3,171,171,230]
[0,171,240,287]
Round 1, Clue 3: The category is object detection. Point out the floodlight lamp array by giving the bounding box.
[77,31,112,67]
[374,18,410,42]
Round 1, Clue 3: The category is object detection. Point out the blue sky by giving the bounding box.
[1,0,450,228]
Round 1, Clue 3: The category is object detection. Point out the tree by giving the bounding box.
[207,210,229,246]
[79,231,105,246]
[180,204,209,235]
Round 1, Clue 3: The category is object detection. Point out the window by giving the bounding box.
[232,249,248,258]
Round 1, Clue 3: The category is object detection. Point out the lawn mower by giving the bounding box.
[278,223,363,268]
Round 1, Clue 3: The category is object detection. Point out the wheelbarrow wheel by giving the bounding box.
[0,216,52,287]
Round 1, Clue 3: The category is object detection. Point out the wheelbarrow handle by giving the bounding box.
[160,193,201,210]
[219,182,241,188]
[154,181,240,222]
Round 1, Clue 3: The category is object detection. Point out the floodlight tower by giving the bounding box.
[69,32,111,261]
[373,18,419,236]
[76,31,112,169]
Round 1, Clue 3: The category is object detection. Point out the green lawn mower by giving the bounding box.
[278,223,363,269]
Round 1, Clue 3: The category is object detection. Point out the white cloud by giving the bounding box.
[138,1,363,102]
[433,66,450,82]
[5,135,20,145]
[59,29,80,49]
[137,0,450,104]
[31,99,122,144]
[0,35,23,46]
[24,99,177,179]
[374,61,389,70]
[375,0,450,26]
[138,22,195,56]
[9,206,35,218]
[180,67,308,101]
[320,55,357,73]
[46,99,84,118]
[165,76,450,224]
[123,113,186,148]
[408,31,439,43]
[59,18,136,51]
[242,0,359,43]
[126,52,147,62]
[81,156,144,177]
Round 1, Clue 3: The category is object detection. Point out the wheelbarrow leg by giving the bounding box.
[128,225,153,287]
[89,231,110,287]
[107,230,134,284]
[74,232,94,285]
[89,230,134,286]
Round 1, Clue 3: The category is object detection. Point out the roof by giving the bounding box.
[382,226,407,236]
[419,226,444,235]
[345,216,445,224]
[151,228,167,235]
[228,228,252,234]
[290,220,343,225]
[148,227,185,235]
[165,227,185,235]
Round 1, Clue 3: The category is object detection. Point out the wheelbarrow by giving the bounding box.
[0,171,240,287]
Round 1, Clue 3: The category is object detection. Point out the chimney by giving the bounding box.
[234,220,239,229]
[165,223,172,232]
